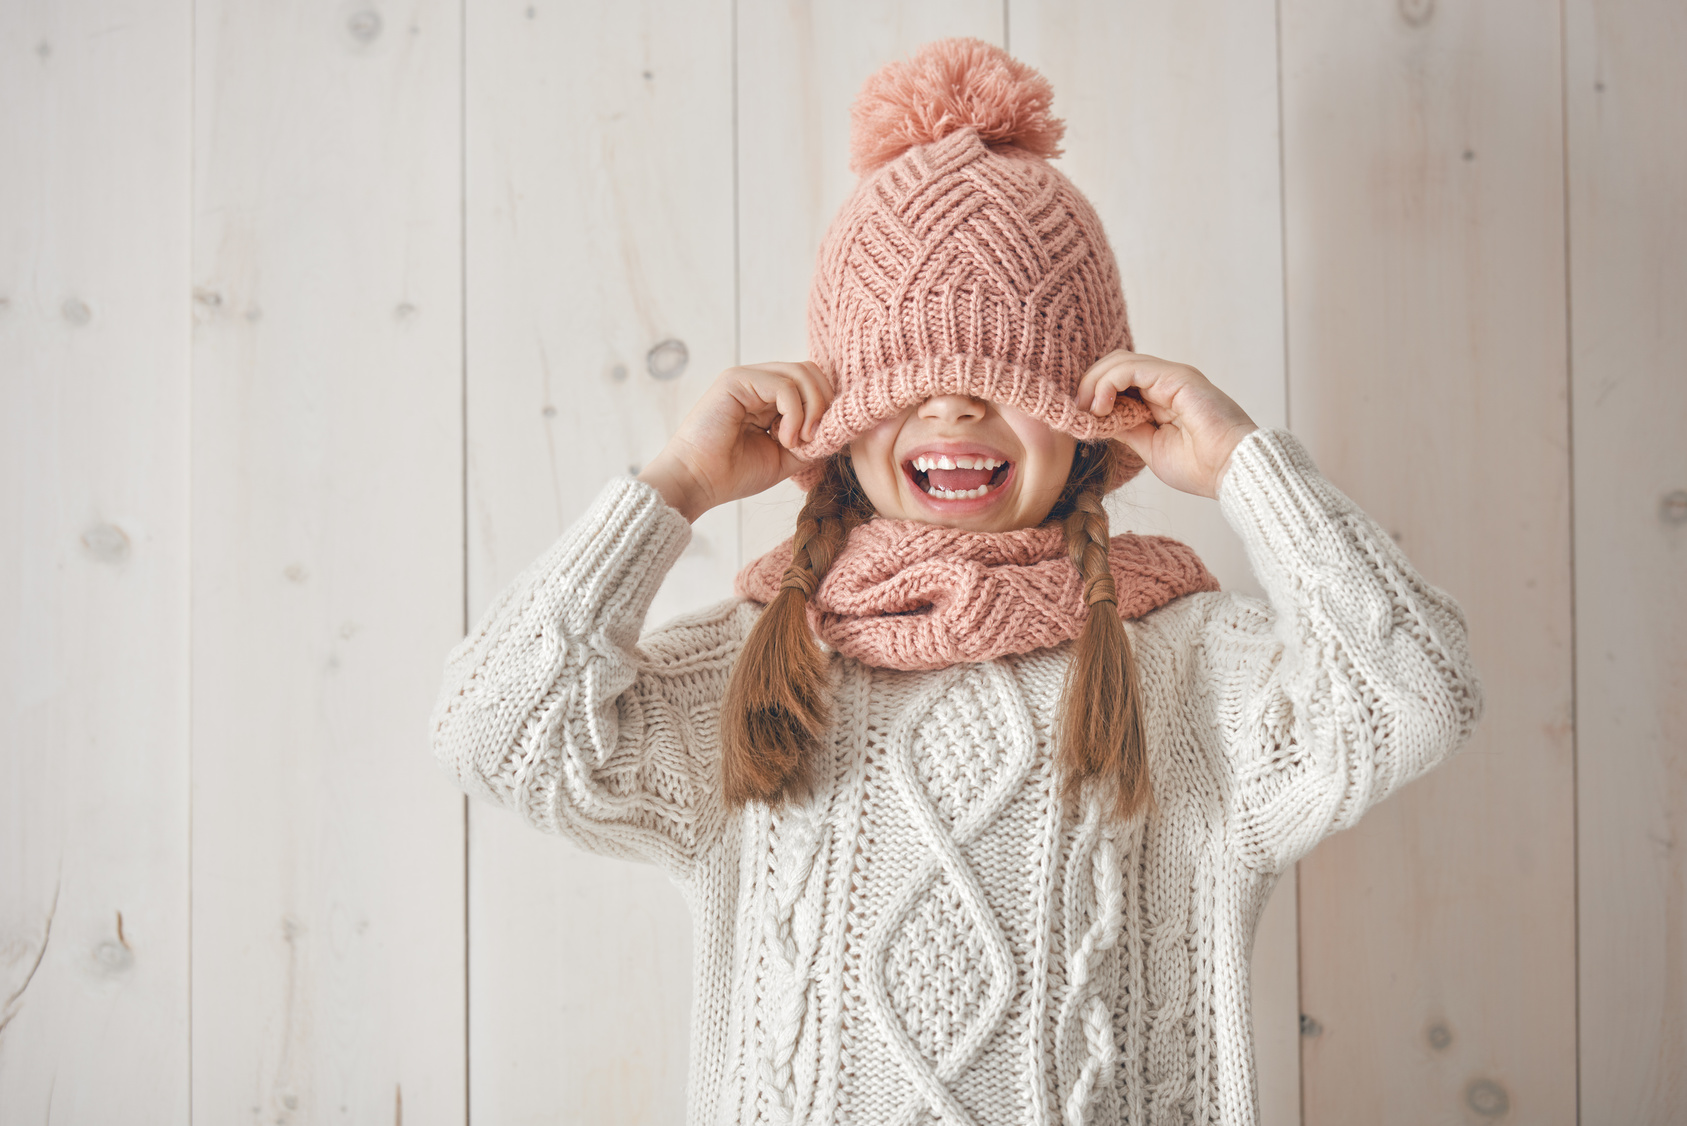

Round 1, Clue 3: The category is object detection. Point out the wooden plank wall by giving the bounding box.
[189,1,466,1121]
[4,2,1685,1124]
[0,3,193,1120]
[1567,0,1687,1116]
[463,2,737,1120]
[1280,1,1579,1122]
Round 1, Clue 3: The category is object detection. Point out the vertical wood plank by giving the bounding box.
[735,0,1007,560]
[1280,1,1576,1121]
[0,3,192,1119]
[1010,5,1296,1116]
[464,1,737,1119]
[1567,1,1687,1117]
[191,2,466,1121]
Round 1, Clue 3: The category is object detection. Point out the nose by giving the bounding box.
[918,394,988,424]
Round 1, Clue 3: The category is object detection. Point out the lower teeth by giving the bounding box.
[914,464,1008,500]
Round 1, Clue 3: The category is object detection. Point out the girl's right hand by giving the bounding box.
[636,362,833,522]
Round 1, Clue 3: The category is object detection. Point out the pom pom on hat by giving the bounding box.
[849,37,1066,174]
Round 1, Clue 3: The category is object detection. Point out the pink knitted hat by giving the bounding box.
[790,38,1149,490]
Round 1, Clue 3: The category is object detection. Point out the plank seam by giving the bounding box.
[732,0,743,572]
[1271,1,1302,1123]
[1556,0,1580,1121]
[188,0,199,1118]
[459,0,472,1122]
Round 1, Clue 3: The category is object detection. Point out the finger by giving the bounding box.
[799,360,835,400]
[776,445,810,481]
[751,362,833,441]
[1105,355,1185,417]
[774,382,805,448]
[1092,379,1119,418]
[1116,419,1160,463]
[788,364,833,441]
[1076,349,1131,410]
[732,369,788,431]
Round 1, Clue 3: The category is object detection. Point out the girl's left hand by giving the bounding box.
[1076,349,1260,500]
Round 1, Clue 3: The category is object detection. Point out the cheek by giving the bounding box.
[847,432,904,510]
[853,417,912,480]
[1019,442,1072,485]
[1012,435,1077,514]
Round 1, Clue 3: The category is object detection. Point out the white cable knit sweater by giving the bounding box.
[429,427,1483,1126]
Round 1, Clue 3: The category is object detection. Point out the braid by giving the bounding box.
[1053,442,1153,822]
[722,456,873,807]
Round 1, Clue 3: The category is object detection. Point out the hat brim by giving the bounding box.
[787,353,1151,491]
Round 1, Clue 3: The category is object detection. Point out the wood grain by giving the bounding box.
[190,2,467,1120]
[0,3,192,1120]
[1281,0,1576,1121]
[464,1,737,1119]
[1567,1,1687,1118]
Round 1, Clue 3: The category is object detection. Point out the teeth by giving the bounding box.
[910,455,1005,472]
[929,485,992,500]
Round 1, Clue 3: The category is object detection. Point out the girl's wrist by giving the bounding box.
[1211,423,1260,499]
[636,456,710,523]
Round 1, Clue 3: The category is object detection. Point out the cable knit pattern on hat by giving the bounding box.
[735,518,1221,670]
[790,39,1151,490]
[430,427,1485,1126]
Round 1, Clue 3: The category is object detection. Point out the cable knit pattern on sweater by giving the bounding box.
[429,427,1484,1126]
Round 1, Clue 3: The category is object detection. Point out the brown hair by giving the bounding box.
[721,442,1151,821]
[720,456,875,806]
[1046,441,1154,822]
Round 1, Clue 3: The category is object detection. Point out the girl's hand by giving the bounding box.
[637,362,833,522]
[1076,350,1259,500]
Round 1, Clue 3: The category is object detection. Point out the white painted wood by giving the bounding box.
[190,3,466,1122]
[464,2,737,1119]
[1007,5,1296,1119]
[1280,1,1576,1121]
[1248,866,1299,1126]
[1566,1,1687,1117]
[736,0,1007,562]
[0,3,192,1120]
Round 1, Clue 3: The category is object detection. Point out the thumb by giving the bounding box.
[777,446,815,481]
[1117,420,1159,464]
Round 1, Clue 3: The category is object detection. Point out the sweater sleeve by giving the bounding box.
[1200,427,1485,874]
[428,476,737,876]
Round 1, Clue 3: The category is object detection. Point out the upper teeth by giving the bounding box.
[912,455,1002,472]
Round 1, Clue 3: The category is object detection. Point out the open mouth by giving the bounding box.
[904,453,1013,501]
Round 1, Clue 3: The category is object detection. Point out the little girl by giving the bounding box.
[431,38,1483,1126]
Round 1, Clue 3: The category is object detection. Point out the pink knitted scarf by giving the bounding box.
[735,519,1219,671]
